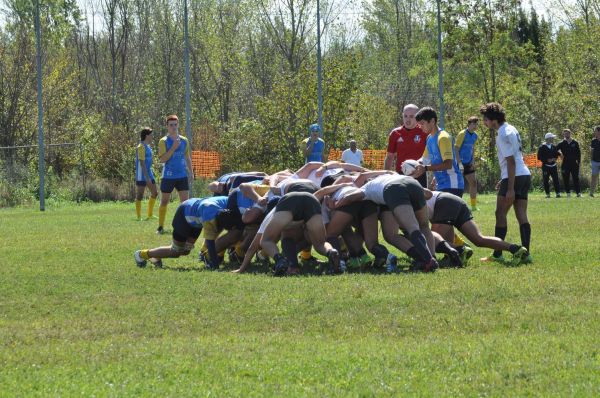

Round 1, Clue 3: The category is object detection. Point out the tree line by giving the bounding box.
[1,0,599,198]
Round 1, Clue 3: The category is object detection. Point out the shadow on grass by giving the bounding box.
[146,256,440,276]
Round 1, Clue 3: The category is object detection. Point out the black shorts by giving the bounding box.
[275,192,321,223]
[286,181,319,194]
[337,200,378,220]
[463,163,476,175]
[136,179,155,187]
[382,178,426,211]
[439,188,464,198]
[161,177,189,193]
[171,204,202,242]
[431,193,473,228]
[498,175,531,200]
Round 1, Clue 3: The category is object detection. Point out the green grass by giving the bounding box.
[1,194,599,396]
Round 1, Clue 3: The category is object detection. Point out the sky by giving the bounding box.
[0,0,572,33]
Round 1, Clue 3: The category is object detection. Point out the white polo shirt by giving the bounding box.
[496,123,531,179]
[341,149,363,166]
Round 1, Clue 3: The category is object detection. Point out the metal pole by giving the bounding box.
[183,0,193,194]
[35,0,45,211]
[316,0,323,136]
[436,0,445,129]
[80,143,86,196]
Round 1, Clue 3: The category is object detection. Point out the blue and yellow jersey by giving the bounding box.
[455,129,478,165]
[303,137,325,163]
[423,130,464,191]
[135,142,155,182]
[158,135,190,179]
[182,196,228,228]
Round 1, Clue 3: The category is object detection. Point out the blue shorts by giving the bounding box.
[592,161,600,176]
[160,177,189,193]
[136,179,155,187]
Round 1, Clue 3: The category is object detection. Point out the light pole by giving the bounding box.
[316,0,323,136]
[436,0,445,129]
[183,0,193,194]
[35,0,45,211]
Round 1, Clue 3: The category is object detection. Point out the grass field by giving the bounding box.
[1,193,599,396]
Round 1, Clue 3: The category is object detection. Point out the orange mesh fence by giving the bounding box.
[328,149,387,169]
[523,153,542,168]
[191,151,221,178]
[192,149,540,178]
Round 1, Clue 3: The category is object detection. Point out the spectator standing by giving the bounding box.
[302,124,325,163]
[591,126,600,197]
[537,133,561,198]
[384,104,428,187]
[556,129,581,197]
[341,140,363,166]
[156,115,194,234]
[455,116,480,210]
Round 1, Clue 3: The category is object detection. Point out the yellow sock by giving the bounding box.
[158,205,167,228]
[300,249,312,260]
[235,242,244,257]
[147,197,156,217]
[135,200,142,219]
[453,234,465,247]
[470,198,477,207]
[140,250,150,260]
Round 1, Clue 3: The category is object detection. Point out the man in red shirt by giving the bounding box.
[384,103,428,187]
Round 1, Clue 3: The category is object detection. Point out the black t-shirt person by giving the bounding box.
[557,139,581,167]
[592,138,600,162]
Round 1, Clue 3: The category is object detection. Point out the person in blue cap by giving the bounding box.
[302,123,325,163]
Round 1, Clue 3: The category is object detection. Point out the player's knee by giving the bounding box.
[170,242,194,257]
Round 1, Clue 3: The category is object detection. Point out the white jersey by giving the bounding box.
[425,191,442,221]
[496,123,531,179]
[361,174,407,204]
[306,167,344,186]
[322,185,360,223]
[278,178,314,194]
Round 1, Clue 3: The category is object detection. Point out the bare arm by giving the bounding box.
[158,138,180,163]
[332,190,366,208]
[505,155,516,203]
[232,233,262,273]
[239,183,265,203]
[313,182,353,201]
[384,152,395,170]
[413,159,453,178]
[353,170,394,187]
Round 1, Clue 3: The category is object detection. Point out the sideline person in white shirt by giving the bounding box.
[341,140,364,166]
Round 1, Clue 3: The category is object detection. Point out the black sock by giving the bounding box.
[281,237,299,266]
[435,240,454,255]
[493,226,507,257]
[519,223,531,251]
[409,231,432,262]
[327,236,341,252]
[370,243,389,260]
[406,247,420,261]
